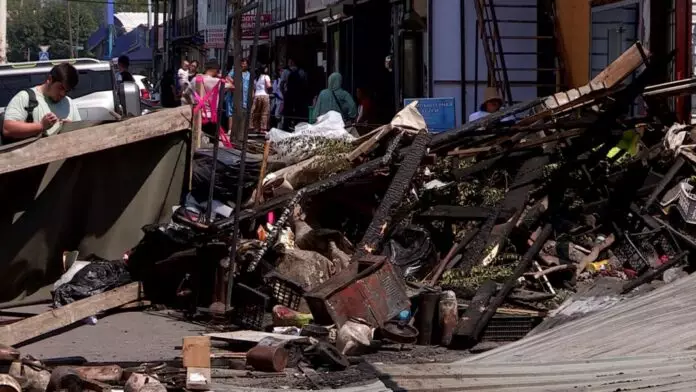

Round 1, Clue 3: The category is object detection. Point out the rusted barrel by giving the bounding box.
[246,345,288,373]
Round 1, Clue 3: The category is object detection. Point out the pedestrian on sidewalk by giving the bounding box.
[250,64,272,133]
[160,69,178,108]
[270,66,284,128]
[314,72,357,124]
[177,59,190,105]
[116,55,135,83]
[281,58,309,129]
[225,58,251,134]
[2,63,81,144]
[188,60,200,82]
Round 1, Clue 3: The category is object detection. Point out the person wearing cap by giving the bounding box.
[468,87,505,122]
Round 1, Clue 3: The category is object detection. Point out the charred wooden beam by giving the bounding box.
[355,131,432,256]
[470,223,553,344]
[450,280,497,349]
[429,98,543,151]
[417,205,516,222]
[455,207,501,275]
[643,156,685,211]
[484,156,548,252]
[213,145,400,231]
[427,226,481,286]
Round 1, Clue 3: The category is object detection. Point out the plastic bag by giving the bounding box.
[381,225,438,280]
[53,261,132,307]
[267,111,355,165]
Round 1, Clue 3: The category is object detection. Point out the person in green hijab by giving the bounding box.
[314,72,358,122]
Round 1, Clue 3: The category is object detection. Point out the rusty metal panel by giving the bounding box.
[304,256,410,327]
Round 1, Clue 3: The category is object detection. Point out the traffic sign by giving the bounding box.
[39,52,49,61]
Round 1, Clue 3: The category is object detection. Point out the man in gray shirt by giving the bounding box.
[3,63,81,142]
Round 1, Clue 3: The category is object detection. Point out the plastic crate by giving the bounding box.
[230,283,270,330]
[615,228,680,274]
[677,182,696,224]
[264,271,304,310]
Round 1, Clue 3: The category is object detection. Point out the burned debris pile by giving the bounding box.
[6,42,696,390]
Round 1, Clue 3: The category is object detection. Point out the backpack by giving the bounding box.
[0,88,39,146]
[191,75,232,148]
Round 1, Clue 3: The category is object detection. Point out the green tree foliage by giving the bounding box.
[116,0,148,13]
[7,0,102,62]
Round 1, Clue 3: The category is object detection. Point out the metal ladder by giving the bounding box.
[474,0,566,104]
[474,0,513,105]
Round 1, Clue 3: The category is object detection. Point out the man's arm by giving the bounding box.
[3,91,43,139]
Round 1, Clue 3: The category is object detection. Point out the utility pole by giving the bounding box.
[153,0,159,77]
[67,0,74,58]
[0,0,7,64]
[146,0,152,48]
[232,0,244,143]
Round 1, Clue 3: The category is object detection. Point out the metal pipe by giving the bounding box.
[226,1,263,310]
[205,0,259,224]
[643,77,696,96]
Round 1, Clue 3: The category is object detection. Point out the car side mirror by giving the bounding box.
[119,81,142,117]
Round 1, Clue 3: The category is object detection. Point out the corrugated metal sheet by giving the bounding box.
[467,272,696,363]
[376,351,696,391]
[115,13,166,32]
[219,380,391,392]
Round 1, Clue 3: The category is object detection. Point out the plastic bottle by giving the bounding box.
[439,290,458,346]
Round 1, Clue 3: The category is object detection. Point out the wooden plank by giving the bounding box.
[186,367,211,390]
[347,124,393,161]
[206,331,308,344]
[0,282,142,346]
[182,336,211,368]
[591,43,649,88]
[0,106,191,176]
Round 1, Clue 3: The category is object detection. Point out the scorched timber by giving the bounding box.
[471,224,553,344]
[356,131,431,256]
[214,146,399,231]
[450,280,497,349]
[429,98,543,151]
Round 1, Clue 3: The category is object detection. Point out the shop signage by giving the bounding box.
[205,13,272,49]
[403,97,456,133]
[305,0,342,14]
[241,13,272,40]
[205,27,226,49]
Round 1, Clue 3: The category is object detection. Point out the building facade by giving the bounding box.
[428,0,694,127]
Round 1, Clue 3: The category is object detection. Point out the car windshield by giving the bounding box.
[0,69,113,108]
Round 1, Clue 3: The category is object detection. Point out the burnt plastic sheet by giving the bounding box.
[381,225,438,280]
[53,261,132,307]
[191,147,262,204]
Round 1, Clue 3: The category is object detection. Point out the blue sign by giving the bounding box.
[403,97,456,133]
[39,51,49,61]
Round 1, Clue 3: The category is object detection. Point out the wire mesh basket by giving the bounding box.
[230,283,270,331]
[264,271,305,311]
[614,228,681,275]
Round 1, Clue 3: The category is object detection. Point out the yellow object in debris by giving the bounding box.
[607,130,640,158]
[587,260,610,273]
